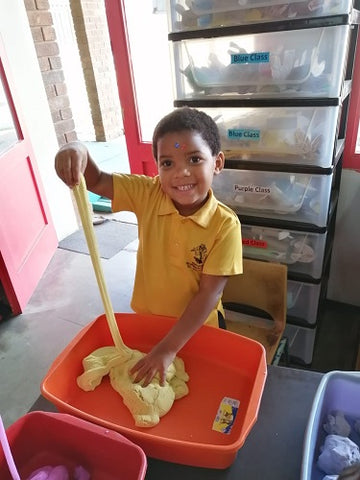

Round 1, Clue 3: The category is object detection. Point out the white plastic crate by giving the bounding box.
[213,168,333,226]
[200,105,341,168]
[287,279,322,325]
[171,25,350,99]
[241,224,327,279]
[168,0,354,32]
[284,323,317,365]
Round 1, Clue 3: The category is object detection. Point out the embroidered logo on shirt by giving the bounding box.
[186,244,207,271]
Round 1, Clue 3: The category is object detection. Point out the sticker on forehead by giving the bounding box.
[175,142,186,150]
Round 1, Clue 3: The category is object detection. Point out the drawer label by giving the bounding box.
[242,237,268,249]
[227,129,260,141]
[233,184,271,194]
[231,51,270,64]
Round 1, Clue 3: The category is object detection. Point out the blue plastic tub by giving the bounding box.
[301,371,360,480]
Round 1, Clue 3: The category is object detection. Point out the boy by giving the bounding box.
[55,107,243,386]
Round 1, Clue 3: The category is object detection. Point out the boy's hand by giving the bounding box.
[130,345,176,387]
[55,142,89,188]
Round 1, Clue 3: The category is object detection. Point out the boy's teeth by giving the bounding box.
[178,184,192,191]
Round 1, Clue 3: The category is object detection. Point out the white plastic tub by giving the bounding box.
[212,168,333,226]
[171,25,350,99]
[301,371,360,480]
[241,224,327,279]
[284,323,317,365]
[287,279,322,325]
[200,105,341,168]
[168,0,354,32]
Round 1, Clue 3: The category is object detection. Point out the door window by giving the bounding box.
[0,73,19,154]
[123,0,174,142]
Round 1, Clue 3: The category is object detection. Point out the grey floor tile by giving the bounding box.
[0,310,82,428]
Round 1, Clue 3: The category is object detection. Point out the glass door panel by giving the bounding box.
[0,73,19,154]
[123,0,174,142]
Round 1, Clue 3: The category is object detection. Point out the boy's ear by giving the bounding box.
[214,151,225,174]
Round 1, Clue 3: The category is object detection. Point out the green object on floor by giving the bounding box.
[88,191,112,212]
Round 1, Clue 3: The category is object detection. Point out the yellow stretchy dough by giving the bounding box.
[77,346,189,427]
[73,176,189,428]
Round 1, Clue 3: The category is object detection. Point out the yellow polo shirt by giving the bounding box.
[112,174,243,327]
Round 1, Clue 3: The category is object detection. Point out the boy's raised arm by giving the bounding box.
[55,141,113,199]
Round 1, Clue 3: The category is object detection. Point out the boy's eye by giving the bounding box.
[189,156,201,164]
[160,159,172,168]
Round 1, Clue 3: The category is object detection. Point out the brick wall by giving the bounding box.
[24,0,77,146]
[70,0,122,141]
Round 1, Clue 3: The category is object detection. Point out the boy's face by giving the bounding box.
[156,130,224,216]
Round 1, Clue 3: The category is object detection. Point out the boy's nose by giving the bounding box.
[175,165,191,177]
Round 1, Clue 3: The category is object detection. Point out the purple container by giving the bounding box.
[301,371,360,480]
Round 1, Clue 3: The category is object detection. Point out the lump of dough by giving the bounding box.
[318,434,360,475]
[27,465,69,480]
[354,419,360,435]
[26,465,90,480]
[77,346,189,428]
[323,411,352,437]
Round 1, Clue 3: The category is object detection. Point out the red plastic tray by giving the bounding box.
[0,411,147,480]
[41,313,267,469]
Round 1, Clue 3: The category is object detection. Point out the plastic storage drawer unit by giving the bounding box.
[241,224,327,279]
[287,279,322,325]
[168,0,355,32]
[284,323,317,365]
[171,25,350,99]
[200,105,341,168]
[213,168,333,227]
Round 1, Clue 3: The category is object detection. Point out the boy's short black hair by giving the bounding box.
[152,107,221,160]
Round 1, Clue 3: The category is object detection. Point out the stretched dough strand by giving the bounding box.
[73,175,125,350]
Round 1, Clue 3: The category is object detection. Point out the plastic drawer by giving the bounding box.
[287,279,322,325]
[241,224,327,279]
[171,25,350,99]
[200,105,341,168]
[168,0,354,32]
[284,323,316,365]
[213,168,333,227]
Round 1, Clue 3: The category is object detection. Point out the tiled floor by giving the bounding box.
[0,137,359,430]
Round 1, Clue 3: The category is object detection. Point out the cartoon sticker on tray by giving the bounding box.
[213,397,240,434]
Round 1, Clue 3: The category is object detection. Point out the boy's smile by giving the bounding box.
[156,130,224,216]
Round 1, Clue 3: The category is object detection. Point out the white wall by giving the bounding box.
[327,169,360,306]
[0,0,78,241]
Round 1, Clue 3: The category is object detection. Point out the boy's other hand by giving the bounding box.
[130,346,176,387]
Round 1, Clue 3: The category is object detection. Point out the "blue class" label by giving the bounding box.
[231,52,270,64]
[227,129,260,141]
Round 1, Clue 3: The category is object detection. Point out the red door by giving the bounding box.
[104,0,174,176]
[0,40,58,315]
